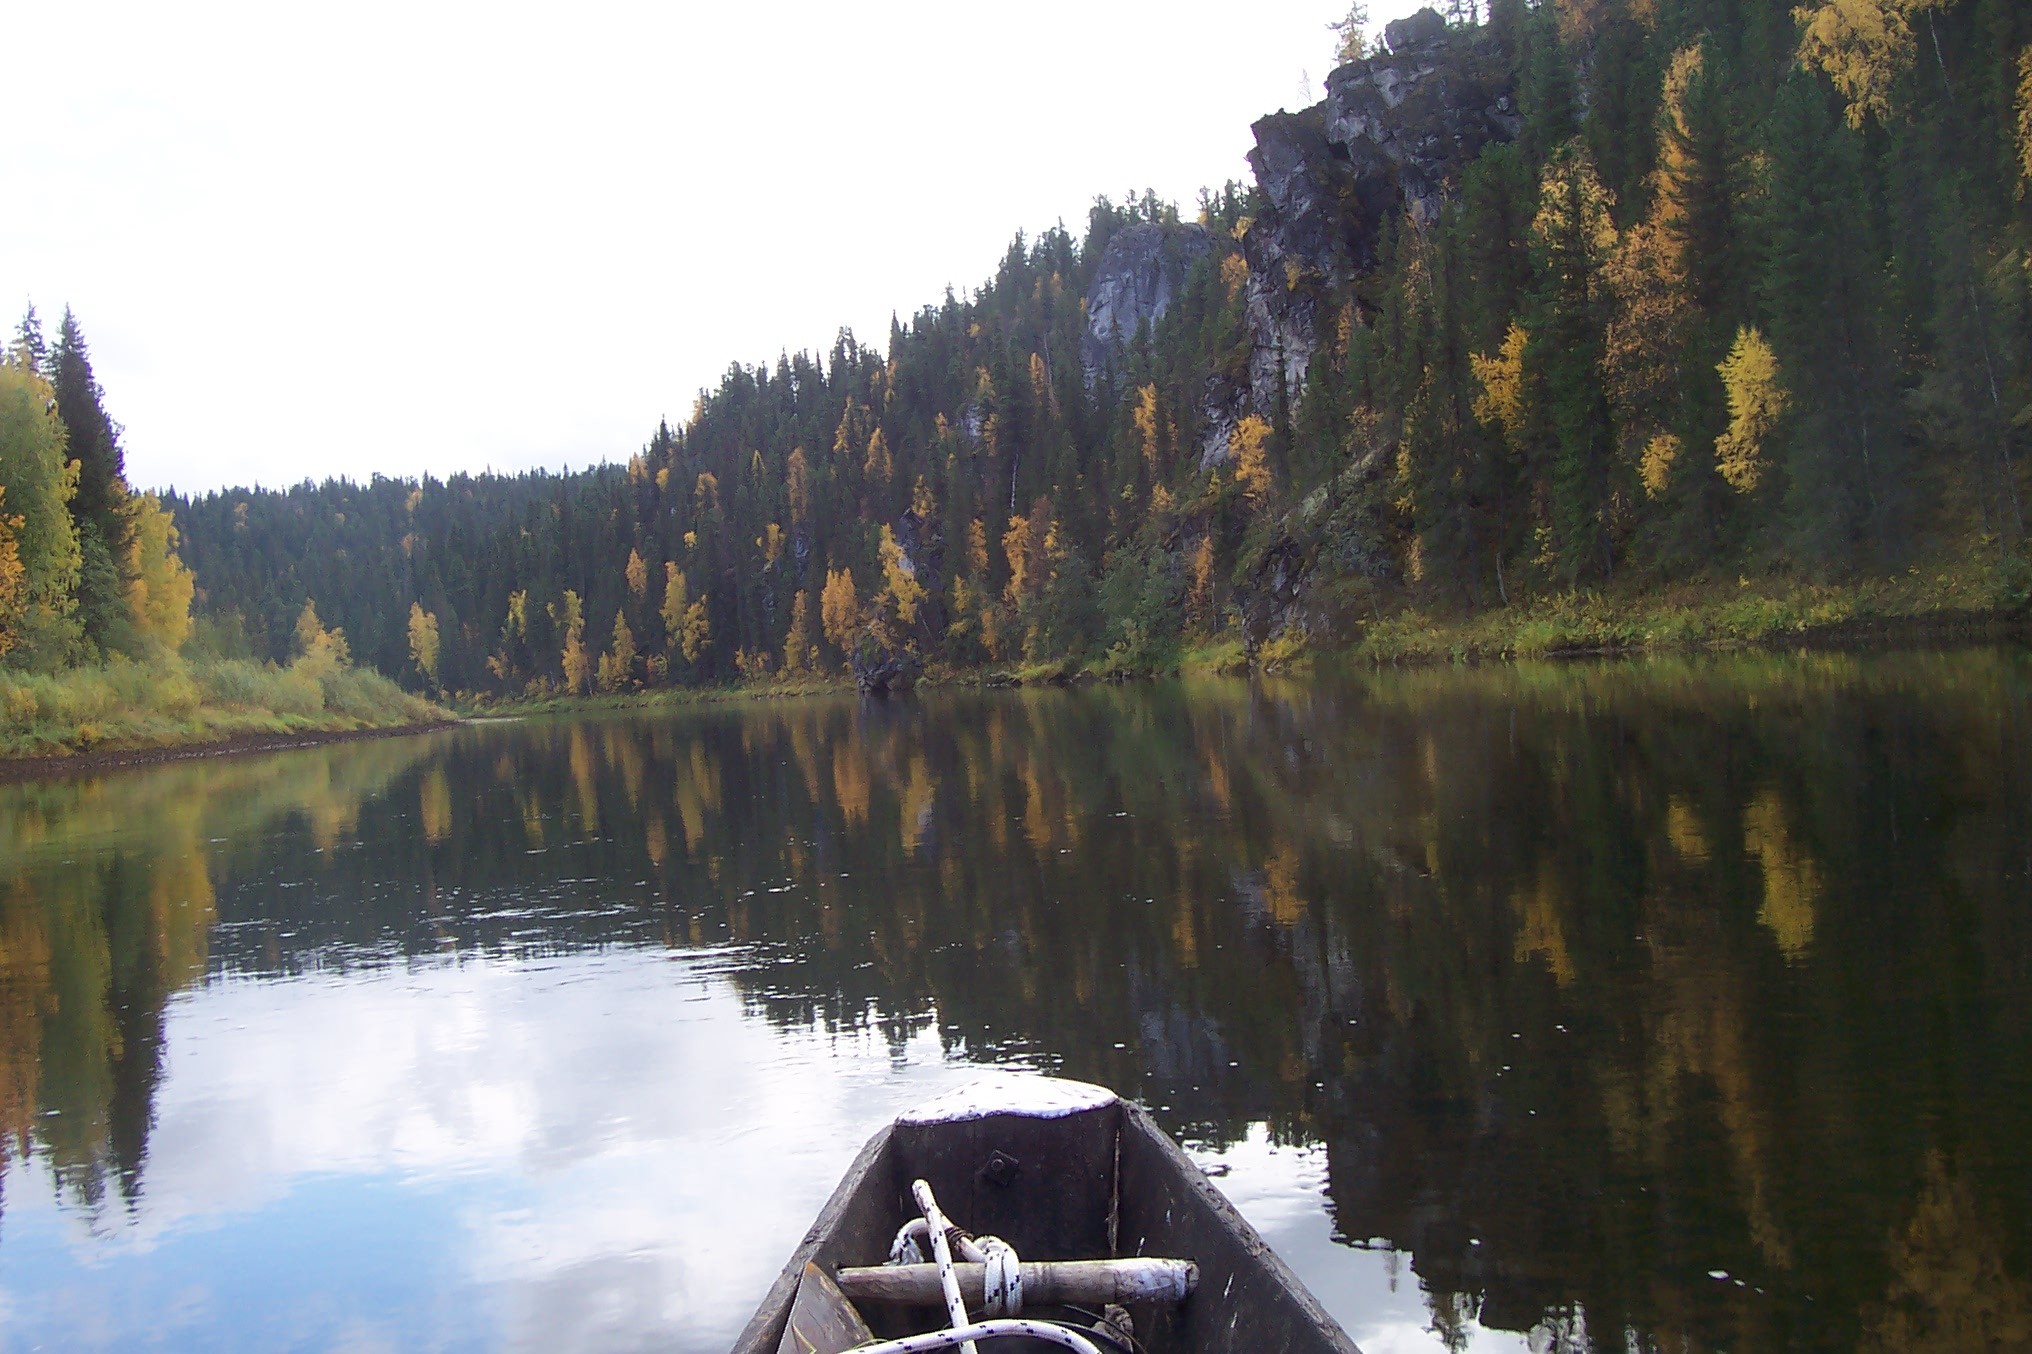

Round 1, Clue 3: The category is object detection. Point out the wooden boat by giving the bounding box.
[733,1077,1362,1354]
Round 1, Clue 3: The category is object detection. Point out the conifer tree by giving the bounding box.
[48,309,134,649]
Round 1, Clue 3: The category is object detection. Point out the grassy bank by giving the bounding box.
[1337,570,2029,667]
[439,568,2032,720]
[458,674,849,718]
[0,654,449,762]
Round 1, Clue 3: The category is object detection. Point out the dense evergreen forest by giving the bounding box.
[71,0,2032,696]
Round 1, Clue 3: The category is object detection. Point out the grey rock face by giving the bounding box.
[1382,7,1449,54]
[1199,383,1248,469]
[1242,105,1394,411]
[1322,16,1521,227]
[1080,222,1215,385]
[1238,8,1517,411]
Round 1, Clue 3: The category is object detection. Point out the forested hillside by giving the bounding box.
[165,0,2032,698]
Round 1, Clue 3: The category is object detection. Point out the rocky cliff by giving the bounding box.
[1080,222,1216,385]
[1241,7,1519,411]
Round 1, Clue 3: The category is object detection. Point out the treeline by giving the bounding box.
[2,313,439,755]
[1,309,194,667]
[173,191,1248,694]
[168,0,2032,699]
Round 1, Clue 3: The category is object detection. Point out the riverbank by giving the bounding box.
[0,655,451,776]
[1330,572,2029,668]
[460,579,2030,714]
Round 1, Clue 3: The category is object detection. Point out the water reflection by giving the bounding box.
[1,649,2029,1352]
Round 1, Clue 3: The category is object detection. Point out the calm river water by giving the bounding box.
[1,651,2029,1353]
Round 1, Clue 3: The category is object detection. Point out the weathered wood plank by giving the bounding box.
[889,1102,1121,1262]
[774,1262,875,1354]
[837,1258,1197,1308]
[1113,1103,1365,1354]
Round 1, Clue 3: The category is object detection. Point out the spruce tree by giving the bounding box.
[49,308,136,648]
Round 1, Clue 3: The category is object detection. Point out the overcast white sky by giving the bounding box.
[5,1,1430,494]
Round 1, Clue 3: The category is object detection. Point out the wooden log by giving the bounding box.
[836,1258,1197,1309]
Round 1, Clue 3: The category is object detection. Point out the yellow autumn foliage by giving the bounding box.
[0,490,22,657]
[1640,433,1681,499]
[1471,323,1531,447]
[877,524,924,627]
[406,602,440,689]
[124,492,196,650]
[2018,47,2032,184]
[1230,415,1273,500]
[821,566,860,654]
[1715,327,1788,493]
[1793,0,1951,129]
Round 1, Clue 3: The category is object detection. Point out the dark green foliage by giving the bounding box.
[1762,75,1900,562]
[163,0,2032,680]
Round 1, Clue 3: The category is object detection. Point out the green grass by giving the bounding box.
[0,654,447,761]
[460,672,851,717]
[1342,562,2028,666]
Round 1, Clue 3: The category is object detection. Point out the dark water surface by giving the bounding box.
[2,651,2029,1353]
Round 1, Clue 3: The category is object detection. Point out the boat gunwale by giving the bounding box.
[731,1098,1363,1354]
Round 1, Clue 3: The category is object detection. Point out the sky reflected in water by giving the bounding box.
[2,650,2029,1352]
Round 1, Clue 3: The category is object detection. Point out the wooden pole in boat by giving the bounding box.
[836,1258,1198,1309]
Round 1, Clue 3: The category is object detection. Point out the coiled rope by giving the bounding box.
[874,1179,1095,1353]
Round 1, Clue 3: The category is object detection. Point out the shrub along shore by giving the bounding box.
[0,652,449,768]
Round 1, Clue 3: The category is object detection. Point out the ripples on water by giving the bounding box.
[0,650,2028,1352]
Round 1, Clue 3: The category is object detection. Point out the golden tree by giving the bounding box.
[820,566,860,655]
[2019,47,2032,184]
[864,428,894,482]
[678,596,711,665]
[122,492,195,650]
[877,525,925,627]
[786,447,812,527]
[625,548,649,600]
[1133,384,1167,474]
[0,489,24,657]
[407,602,441,690]
[551,589,589,695]
[1471,323,1532,450]
[659,564,688,649]
[1229,415,1274,501]
[1794,0,1952,128]
[294,600,325,658]
[1715,328,1788,492]
[782,589,815,673]
[596,610,636,692]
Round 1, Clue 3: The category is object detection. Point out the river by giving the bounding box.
[1,650,2028,1353]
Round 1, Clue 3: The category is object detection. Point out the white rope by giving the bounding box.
[910,1180,977,1354]
[888,1218,930,1267]
[975,1237,1022,1318]
[890,1217,993,1268]
[847,1319,1104,1354]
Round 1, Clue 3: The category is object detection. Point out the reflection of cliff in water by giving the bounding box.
[3,652,2030,1349]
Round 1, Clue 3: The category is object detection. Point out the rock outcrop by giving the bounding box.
[1081,222,1215,385]
[1239,7,1519,411]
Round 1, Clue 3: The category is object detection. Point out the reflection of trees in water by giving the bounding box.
[3,651,2030,1350]
[0,735,440,1228]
